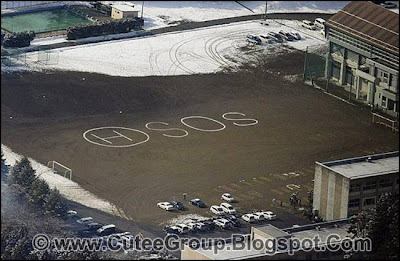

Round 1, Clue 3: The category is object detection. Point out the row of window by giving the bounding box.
[348,197,375,208]
[349,178,395,193]
[328,29,399,69]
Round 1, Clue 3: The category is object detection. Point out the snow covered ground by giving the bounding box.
[10,20,326,77]
[105,1,351,30]
[1,144,131,220]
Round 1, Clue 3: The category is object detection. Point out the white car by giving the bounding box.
[210,205,225,215]
[213,218,232,229]
[220,202,236,214]
[67,210,78,217]
[175,224,189,234]
[262,211,277,220]
[259,34,274,44]
[77,217,93,224]
[314,18,325,29]
[289,31,301,40]
[302,20,316,30]
[242,214,256,223]
[221,193,235,203]
[253,212,266,221]
[157,202,174,211]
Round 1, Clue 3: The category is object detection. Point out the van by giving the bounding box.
[314,18,325,29]
[97,224,116,236]
[302,20,316,30]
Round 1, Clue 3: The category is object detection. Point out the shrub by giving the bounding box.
[66,18,144,40]
[3,31,35,48]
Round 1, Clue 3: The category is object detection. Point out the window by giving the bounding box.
[359,55,367,66]
[347,50,358,63]
[331,61,341,79]
[345,66,353,85]
[387,99,395,111]
[363,181,377,191]
[379,178,393,188]
[350,183,361,193]
[382,96,387,108]
[363,197,375,206]
[348,199,360,208]
[331,43,344,57]
[379,71,389,84]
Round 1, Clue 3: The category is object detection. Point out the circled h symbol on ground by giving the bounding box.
[83,127,150,148]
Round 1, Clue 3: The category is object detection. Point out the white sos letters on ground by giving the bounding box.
[83,112,258,148]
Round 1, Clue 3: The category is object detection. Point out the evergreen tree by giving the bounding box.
[347,192,399,259]
[44,188,68,215]
[7,157,36,189]
[29,178,50,206]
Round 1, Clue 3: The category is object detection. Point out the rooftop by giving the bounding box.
[111,4,137,12]
[184,219,351,260]
[253,224,291,238]
[325,1,399,55]
[317,151,399,180]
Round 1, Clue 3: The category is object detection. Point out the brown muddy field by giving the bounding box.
[1,50,398,229]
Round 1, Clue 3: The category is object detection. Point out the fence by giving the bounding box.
[1,48,27,66]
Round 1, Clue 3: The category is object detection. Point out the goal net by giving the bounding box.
[372,112,399,132]
[47,161,72,180]
[37,50,59,65]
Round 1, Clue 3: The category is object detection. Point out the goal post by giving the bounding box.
[371,112,399,132]
[47,161,72,180]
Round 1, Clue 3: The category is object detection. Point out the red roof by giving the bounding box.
[325,1,399,55]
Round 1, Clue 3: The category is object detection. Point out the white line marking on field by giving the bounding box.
[180,116,226,132]
[83,127,150,148]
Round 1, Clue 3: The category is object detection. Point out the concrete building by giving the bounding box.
[324,1,399,118]
[181,219,355,260]
[313,151,399,221]
[111,4,139,19]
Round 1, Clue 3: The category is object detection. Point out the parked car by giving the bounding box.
[267,32,284,43]
[381,2,397,9]
[253,212,266,221]
[289,31,301,40]
[157,202,174,211]
[221,193,235,203]
[210,205,225,215]
[302,20,317,30]
[87,222,102,231]
[314,18,325,29]
[164,225,180,235]
[67,210,78,217]
[97,224,116,236]
[279,30,294,41]
[195,222,208,232]
[259,34,274,44]
[213,218,233,229]
[77,217,93,224]
[190,198,206,208]
[171,201,185,210]
[187,222,199,232]
[202,219,216,231]
[220,202,236,214]
[175,224,190,234]
[262,211,277,220]
[242,214,256,223]
[246,34,262,45]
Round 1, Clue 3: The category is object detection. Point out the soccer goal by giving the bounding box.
[372,112,399,132]
[47,161,72,180]
[37,50,59,65]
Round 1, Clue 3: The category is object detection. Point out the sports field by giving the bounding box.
[1,50,398,227]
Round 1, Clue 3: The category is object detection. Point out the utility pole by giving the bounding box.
[264,1,267,21]
[141,1,144,18]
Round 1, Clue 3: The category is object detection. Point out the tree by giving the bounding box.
[44,188,68,215]
[347,192,399,259]
[1,149,9,181]
[29,178,50,206]
[7,157,36,189]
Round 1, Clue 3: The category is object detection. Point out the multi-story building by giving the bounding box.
[324,1,399,118]
[313,151,399,221]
